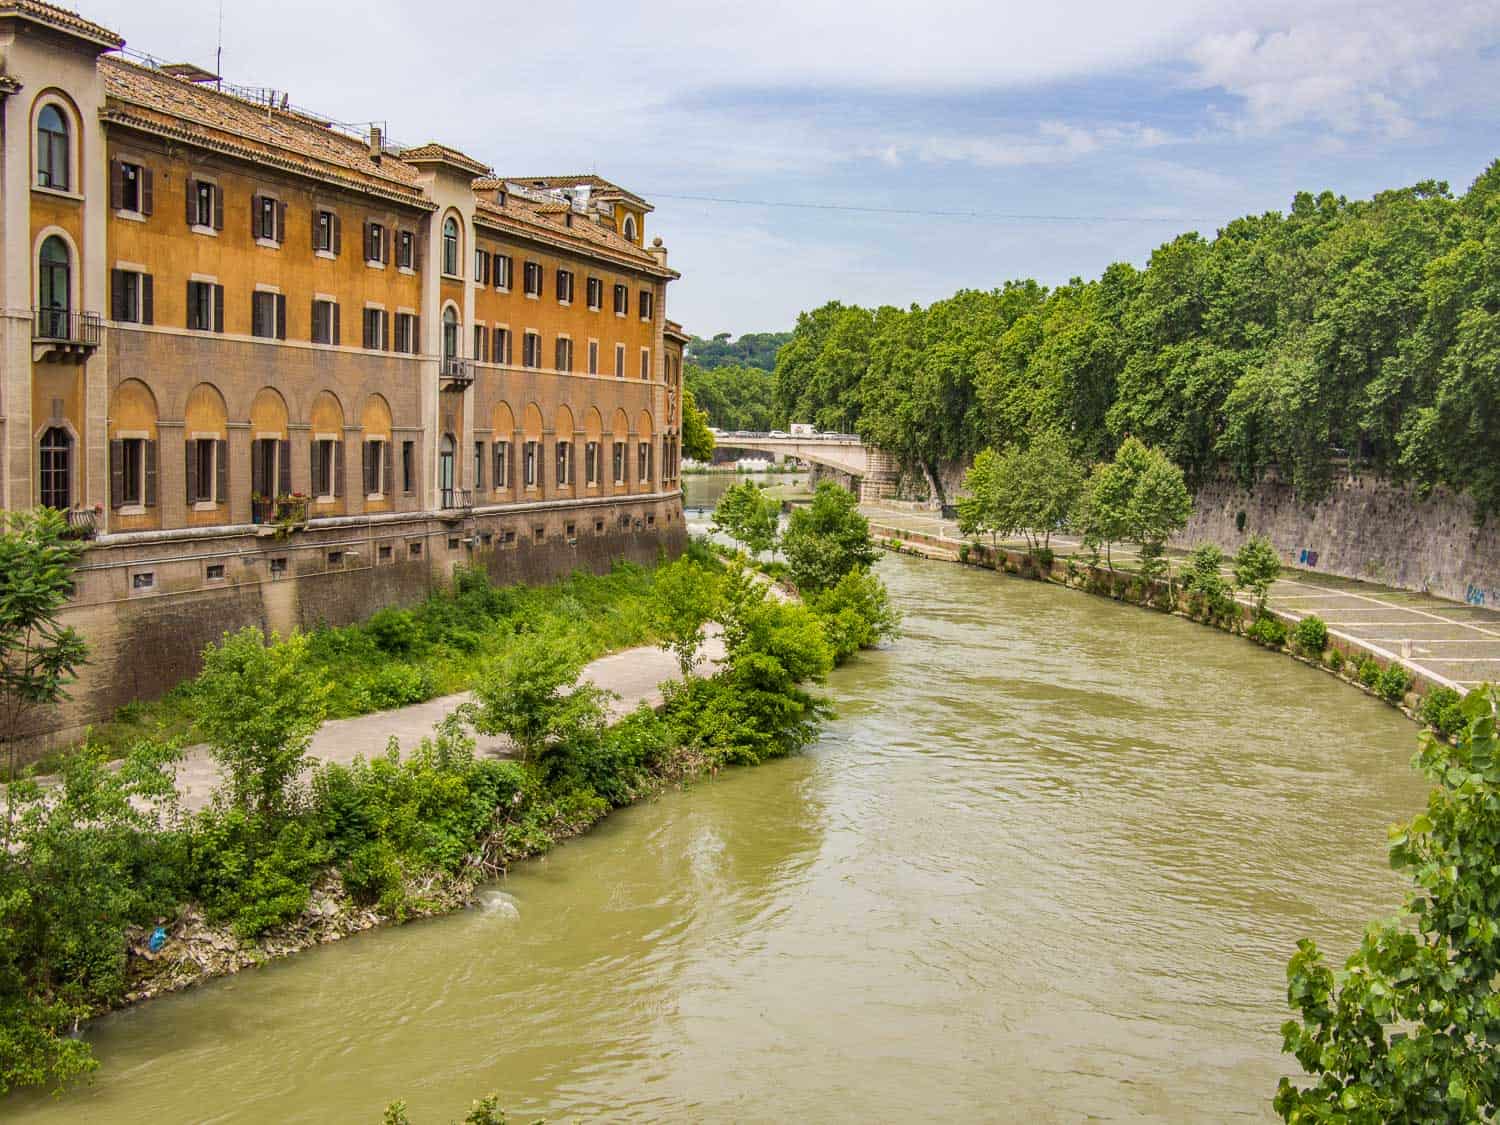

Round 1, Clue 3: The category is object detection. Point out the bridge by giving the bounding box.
[711,431,899,501]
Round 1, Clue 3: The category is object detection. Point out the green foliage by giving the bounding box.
[684,362,778,431]
[1234,534,1282,611]
[1248,613,1289,648]
[1419,687,1466,739]
[367,607,421,656]
[807,566,901,663]
[1375,662,1413,703]
[1276,688,1500,1121]
[687,331,791,373]
[712,480,781,557]
[1183,543,1236,621]
[0,508,88,809]
[680,384,716,462]
[189,808,329,937]
[960,431,1085,554]
[1292,615,1329,655]
[781,483,879,593]
[1327,647,1345,673]
[649,557,722,676]
[194,628,331,817]
[1358,657,1382,688]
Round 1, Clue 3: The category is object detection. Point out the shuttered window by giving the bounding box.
[111,269,153,325]
[586,277,603,310]
[523,261,543,297]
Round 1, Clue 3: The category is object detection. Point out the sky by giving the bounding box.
[86,0,1500,334]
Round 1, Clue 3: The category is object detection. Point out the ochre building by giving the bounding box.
[0,0,689,743]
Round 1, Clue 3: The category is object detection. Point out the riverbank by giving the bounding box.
[867,518,1474,730]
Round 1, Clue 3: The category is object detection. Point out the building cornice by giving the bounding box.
[472,208,679,280]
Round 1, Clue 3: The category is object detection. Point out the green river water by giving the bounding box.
[8,479,1427,1122]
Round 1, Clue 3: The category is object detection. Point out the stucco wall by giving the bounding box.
[1179,471,1499,606]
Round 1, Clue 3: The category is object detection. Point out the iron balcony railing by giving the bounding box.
[440,487,473,512]
[440,355,473,389]
[33,307,102,347]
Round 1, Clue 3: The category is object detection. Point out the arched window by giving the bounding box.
[622,214,637,242]
[442,306,458,362]
[37,236,70,339]
[36,105,69,190]
[39,426,72,510]
[442,217,459,276]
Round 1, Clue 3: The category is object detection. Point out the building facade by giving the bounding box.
[0,1,687,744]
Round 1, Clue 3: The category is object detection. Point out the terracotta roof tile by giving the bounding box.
[400,143,490,177]
[100,57,429,207]
[472,194,675,278]
[0,0,122,48]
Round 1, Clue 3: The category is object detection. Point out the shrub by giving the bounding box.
[1234,534,1281,610]
[1357,657,1382,688]
[1183,543,1236,622]
[957,543,970,564]
[781,483,879,593]
[188,807,330,938]
[1292,615,1328,655]
[1375,663,1413,704]
[1326,647,1345,673]
[1419,687,1466,738]
[360,663,433,710]
[1036,546,1055,569]
[366,607,421,655]
[340,839,405,911]
[1248,613,1288,648]
[807,566,901,664]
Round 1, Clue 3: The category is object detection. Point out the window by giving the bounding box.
[363,308,389,350]
[270,557,288,576]
[36,105,68,190]
[493,326,512,365]
[474,441,485,490]
[378,544,393,562]
[475,248,490,285]
[622,214,637,242]
[187,281,222,332]
[363,439,388,496]
[494,254,513,290]
[586,277,603,310]
[192,180,217,229]
[133,571,155,590]
[522,331,541,368]
[251,437,285,508]
[555,337,573,372]
[523,261,543,298]
[112,160,152,214]
[585,441,600,486]
[441,307,458,361]
[409,542,423,558]
[493,440,510,488]
[395,312,416,353]
[612,441,626,485]
[314,209,339,254]
[366,221,386,264]
[639,290,654,321]
[556,441,571,486]
[588,340,599,375]
[613,284,628,316]
[111,269,154,325]
[37,236,69,336]
[442,217,459,275]
[186,437,222,505]
[566,522,576,539]
[254,194,283,243]
[402,440,415,493]
[614,343,626,378]
[397,230,415,269]
[638,441,653,483]
[311,438,338,498]
[111,436,149,507]
[556,269,574,304]
[524,441,538,488]
[251,291,286,339]
[639,348,651,380]
[39,427,72,509]
[312,299,338,345]
[534,526,545,543]
[206,563,226,581]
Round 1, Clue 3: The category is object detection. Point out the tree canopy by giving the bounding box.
[765,164,1500,514]
[686,332,791,372]
[685,363,778,432]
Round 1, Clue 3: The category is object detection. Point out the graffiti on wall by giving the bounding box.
[1465,584,1500,607]
[1297,548,1320,568]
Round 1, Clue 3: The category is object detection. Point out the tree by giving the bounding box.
[956,448,1007,546]
[1075,459,1133,568]
[712,480,781,558]
[807,566,901,663]
[194,628,330,817]
[0,508,88,829]
[1126,447,1192,579]
[1182,543,1234,620]
[1234,534,1282,612]
[462,632,611,772]
[780,482,880,593]
[1275,687,1500,1121]
[998,430,1085,554]
[649,557,721,677]
[680,385,715,462]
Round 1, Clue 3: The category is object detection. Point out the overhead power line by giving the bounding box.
[642,190,1208,225]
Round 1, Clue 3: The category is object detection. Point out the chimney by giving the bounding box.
[648,236,668,269]
[368,125,383,162]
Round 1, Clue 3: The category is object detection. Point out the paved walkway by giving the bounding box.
[169,633,725,814]
[861,501,1500,693]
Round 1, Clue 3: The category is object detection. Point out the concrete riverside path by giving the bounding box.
[167,632,727,815]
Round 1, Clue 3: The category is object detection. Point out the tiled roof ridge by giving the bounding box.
[400,142,490,177]
[0,0,122,48]
[472,196,676,278]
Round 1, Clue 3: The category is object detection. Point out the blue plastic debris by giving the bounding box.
[147,926,167,953]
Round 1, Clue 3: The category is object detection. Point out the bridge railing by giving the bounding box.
[716,430,862,442]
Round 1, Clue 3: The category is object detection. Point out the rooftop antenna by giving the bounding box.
[215,0,224,91]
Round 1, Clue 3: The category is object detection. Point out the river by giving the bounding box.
[9,481,1427,1122]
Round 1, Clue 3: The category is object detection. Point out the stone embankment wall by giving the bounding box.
[1181,471,1499,607]
[37,494,686,755]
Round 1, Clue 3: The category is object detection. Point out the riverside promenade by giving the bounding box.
[860,501,1500,694]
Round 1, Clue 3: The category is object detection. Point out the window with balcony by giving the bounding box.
[37,236,70,337]
[36,105,69,190]
[523,261,543,298]
[39,427,72,509]
[442,217,459,275]
[442,307,459,361]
